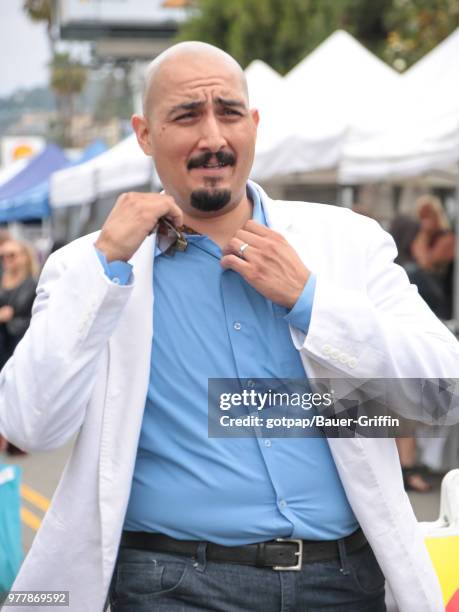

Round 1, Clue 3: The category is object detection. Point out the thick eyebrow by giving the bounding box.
[167,96,247,119]
[167,100,204,118]
[213,97,246,110]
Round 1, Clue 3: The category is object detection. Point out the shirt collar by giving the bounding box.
[154,183,268,258]
[247,182,267,226]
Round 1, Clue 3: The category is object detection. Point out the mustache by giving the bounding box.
[187,150,236,170]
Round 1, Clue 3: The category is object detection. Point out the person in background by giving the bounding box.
[390,213,450,318]
[0,239,39,456]
[0,229,12,278]
[390,209,453,491]
[411,195,455,320]
[389,216,433,491]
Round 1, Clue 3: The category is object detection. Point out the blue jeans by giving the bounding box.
[109,540,386,611]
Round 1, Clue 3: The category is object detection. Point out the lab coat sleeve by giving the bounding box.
[0,239,134,451]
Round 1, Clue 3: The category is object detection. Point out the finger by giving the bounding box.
[145,197,183,234]
[149,195,182,226]
[243,221,286,245]
[222,237,257,259]
[233,228,265,249]
[163,203,183,228]
[220,253,252,276]
[243,219,273,237]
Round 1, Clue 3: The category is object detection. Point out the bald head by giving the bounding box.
[131,40,259,217]
[142,41,249,115]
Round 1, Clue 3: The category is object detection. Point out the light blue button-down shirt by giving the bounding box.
[98,184,358,543]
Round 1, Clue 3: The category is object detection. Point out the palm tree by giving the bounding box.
[23,0,54,53]
[50,53,88,146]
[23,2,88,146]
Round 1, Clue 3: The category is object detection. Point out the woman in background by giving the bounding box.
[0,239,39,455]
[390,196,455,491]
[411,194,455,320]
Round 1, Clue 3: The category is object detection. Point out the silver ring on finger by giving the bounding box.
[238,242,249,259]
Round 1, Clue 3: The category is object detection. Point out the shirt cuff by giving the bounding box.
[95,247,133,285]
[284,273,316,334]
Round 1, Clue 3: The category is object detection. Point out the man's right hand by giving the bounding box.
[94,192,183,262]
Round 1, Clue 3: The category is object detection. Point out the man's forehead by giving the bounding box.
[144,48,248,113]
[165,87,247,108]
[153,81,248,117]
[161,62,244,92]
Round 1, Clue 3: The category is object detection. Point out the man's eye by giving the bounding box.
[175,112,196,121]
[222,109,241,116]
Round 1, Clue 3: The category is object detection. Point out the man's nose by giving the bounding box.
[197,113,227,152]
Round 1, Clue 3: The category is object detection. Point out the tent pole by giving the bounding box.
[130,60,146,116]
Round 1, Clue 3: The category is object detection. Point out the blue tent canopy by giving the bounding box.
[75,139,106,164]
[0,141,107,223]
[0,144,68,200]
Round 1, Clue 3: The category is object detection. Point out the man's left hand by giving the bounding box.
[221,220,310,309]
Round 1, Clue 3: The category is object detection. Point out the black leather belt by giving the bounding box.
[120,528,367,571]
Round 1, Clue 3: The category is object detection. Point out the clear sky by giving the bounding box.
[0,0,51,97]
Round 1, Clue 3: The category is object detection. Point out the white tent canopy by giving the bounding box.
[51,29,458,204]
[236,58,314,182]
[284,29,400,127]
[339,28,459,183]
[404,27,459,92]
[251,30,401,181]
[244,59,288,170]
[339,113,459,183]
[245,59,283,109]
[50,134,152,208]
[50,30,403,203]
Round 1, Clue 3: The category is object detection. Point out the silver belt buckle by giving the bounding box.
[273,538,303,571]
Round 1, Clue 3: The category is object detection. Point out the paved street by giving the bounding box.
[2,440,75,554]
[2,441,445,556]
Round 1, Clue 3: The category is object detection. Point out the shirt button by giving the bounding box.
[112,277,120,285]
[233,322,241,331]
[279,499,287,509]
[264,439,271,447]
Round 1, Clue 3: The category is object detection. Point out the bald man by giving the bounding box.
[1,42,457,612]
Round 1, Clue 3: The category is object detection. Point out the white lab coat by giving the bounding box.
[1,182,458,611]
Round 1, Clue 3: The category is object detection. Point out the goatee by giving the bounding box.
[190,189,231,212]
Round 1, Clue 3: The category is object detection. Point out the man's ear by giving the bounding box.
[131,114,154,156]
[250,108,260,128]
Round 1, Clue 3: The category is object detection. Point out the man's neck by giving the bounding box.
[182,194,253,248]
